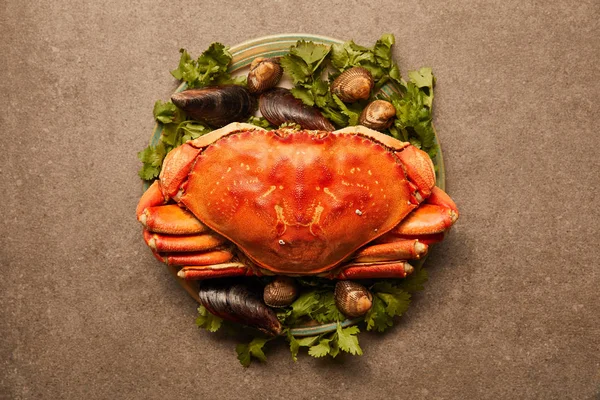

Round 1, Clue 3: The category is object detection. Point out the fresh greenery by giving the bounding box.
[171,43,246,88]
[137,99,211,180]
[280,33,439,156]
[195,268,428,366]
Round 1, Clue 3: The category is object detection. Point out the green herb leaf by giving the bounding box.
[336,323,363,355]
[236,337,270,367]
[287,332,320,361]
[308,338,331,358]
[408,67,435,106]
[289,290,320,322]
[153,100,178,124]
[195,305,223,332]
[390,81,437,157]
[170,43,236,89]
[246,116,275,130]
[311,291,345,324]
[329,34,402,85]
[365,282,412,332]
[332,94,360,126]
[280,40,330,87]
[400,267,428,293]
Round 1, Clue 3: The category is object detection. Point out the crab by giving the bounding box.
[136,122,458,281]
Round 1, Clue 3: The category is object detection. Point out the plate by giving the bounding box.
[143,34,445,336]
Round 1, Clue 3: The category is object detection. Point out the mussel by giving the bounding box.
[247,57,283,94]
[330,67,374,103]
[259,88,335,131]
[334,281,373,318]
[171,85,255,128]
[198,282,282,336]
[263,276,298,308]
[358,100,396,130]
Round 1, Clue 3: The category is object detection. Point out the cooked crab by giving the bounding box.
[136,122,458,282]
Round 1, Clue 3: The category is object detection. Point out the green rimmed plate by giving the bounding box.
[143,34,445,336]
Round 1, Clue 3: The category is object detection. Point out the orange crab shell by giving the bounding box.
[174,126,423,275]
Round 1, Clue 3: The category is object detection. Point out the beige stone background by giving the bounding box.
[1,0,599,399]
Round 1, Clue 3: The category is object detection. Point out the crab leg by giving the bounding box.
[164,250,234,266]
[328,261,415,280]
[139,204,209,234]
[177,263,256,280]
[353,239,428,263]
[143,231,227,252]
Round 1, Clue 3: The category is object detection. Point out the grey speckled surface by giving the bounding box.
[1,0,599,399]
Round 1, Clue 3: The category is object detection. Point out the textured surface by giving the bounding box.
[1,0,599,399]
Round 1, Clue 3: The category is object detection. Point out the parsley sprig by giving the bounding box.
[195,268,428,366]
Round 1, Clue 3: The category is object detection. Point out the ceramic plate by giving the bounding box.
[143,34,445,336]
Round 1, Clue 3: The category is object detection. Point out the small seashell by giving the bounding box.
[264,276,298,308]
[334,281,373,318]
[331,67,374,103]
[358,100,396,130]
[247,57,283,94]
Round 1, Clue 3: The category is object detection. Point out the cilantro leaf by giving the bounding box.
[137,142,166,180]
[170,43,236,89]
[400,267,428,292]
[289,290,320,322]
[280,40,330,87]
[390,81,437,158]
[195,305,223,332]
[153,100,178,124]
[308,338,331,358]
[246,116,275,130]
[408,67,435,106]
[329,34,402,86]
[311,291,345,324]
[287,332,319,362]
[236,337,270,367]
[365,282,412,332]
[364,295,393,332]
[332,94,360,126]
[336,323,363,356]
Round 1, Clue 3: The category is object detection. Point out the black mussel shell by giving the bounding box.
[259,88,335,131]
[198,281,282,336]
[171,85,255,128]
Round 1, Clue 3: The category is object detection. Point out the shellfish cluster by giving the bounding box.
[169,60,396,134]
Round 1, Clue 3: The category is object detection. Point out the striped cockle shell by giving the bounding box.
[263,276,298,308]
[358,100,396,131]
[247,57,283,94]
[334,281,373,318]
[330,67,374,103]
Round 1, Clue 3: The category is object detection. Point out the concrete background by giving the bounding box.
[1,0,599,399]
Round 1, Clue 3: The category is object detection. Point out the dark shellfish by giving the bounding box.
[247,57,283,94]
[331,67,374,103]
[259,88,335,131]
[263,276,298,308]
[171,85,255,128]
[334,281,373,318]
[198,282,282,336]
[359,100,396,130]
